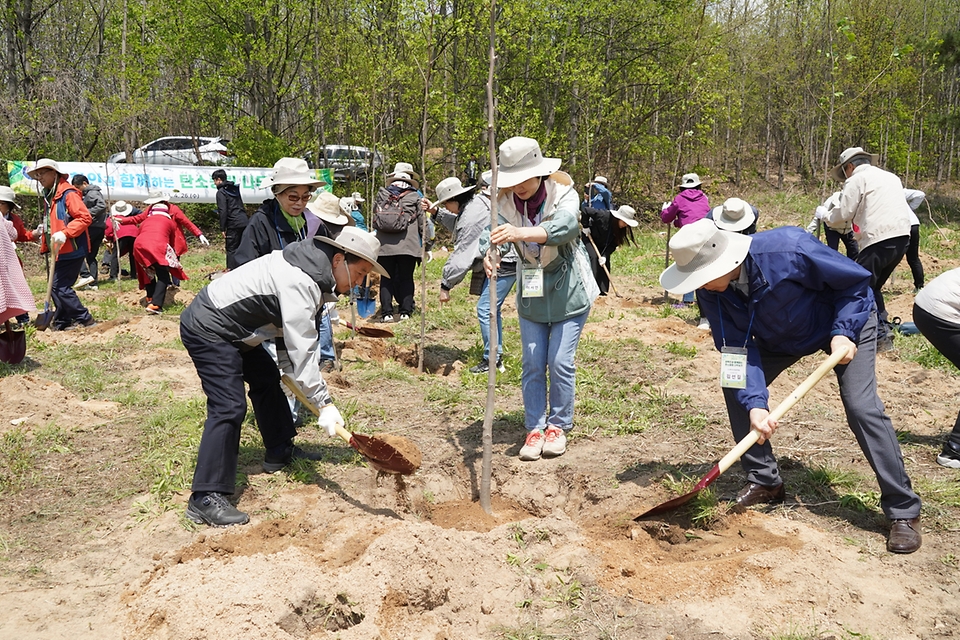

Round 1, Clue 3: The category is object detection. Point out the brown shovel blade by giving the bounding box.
[344,321,394,339]
[0,323,26,364]
[350,432,421,475]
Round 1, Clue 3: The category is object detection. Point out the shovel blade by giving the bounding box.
[0,327,26,364]
[634,465,721,520]
[350,432,421,475]
[33,311,54,332]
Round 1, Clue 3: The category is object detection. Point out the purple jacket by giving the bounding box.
[661,189,710,228]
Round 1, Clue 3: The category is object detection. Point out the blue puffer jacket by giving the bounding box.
[697,226,874,412]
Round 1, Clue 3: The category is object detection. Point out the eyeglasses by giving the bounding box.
[282,191,313,203]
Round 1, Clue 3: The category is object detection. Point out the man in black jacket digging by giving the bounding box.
[212,169,248,270]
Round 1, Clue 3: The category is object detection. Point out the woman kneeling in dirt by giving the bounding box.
[483,136,599,462]
[179,228,388,526]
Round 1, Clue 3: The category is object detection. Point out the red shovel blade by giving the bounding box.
[0,323,26,364]
[634,465,721,520]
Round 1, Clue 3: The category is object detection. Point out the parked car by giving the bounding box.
[305,145,385,182]
[107,136,232,165]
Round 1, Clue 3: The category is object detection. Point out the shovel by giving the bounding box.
[343,320,394,339]
[0,321,26,364]
[33,239,61,331]
[635,345,850,520]
[280,374,420,475]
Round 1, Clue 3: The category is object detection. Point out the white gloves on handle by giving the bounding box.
[317,404,344,437]
[198,234,210,246]
[814,205,829,221]
[599,256,606,267]
[661,202,670,211]
[51,231,67,245]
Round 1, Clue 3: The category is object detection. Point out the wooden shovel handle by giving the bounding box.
[716,345,850,475]
[280,374,352,444]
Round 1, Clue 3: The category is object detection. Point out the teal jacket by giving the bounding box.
[482,172,595,323]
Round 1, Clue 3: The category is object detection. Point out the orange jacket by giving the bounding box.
[41,178,92,257]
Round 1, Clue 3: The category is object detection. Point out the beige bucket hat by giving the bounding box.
[678,173,702,189]
[497,137,562,189]
[830,147,880,181]
[434,176,476,205]
[261,157,325,190]
[611,205,639,228]
[316,226,389,277]
[306,190,350,226]
[143,190,171,205]
[0,185,21,209]
[26,158,67,180]
[659,219,753,294]
[110,201,133,216]
[712,197,756,232]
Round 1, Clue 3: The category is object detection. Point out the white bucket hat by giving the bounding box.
[830,147,879,181]
[316,226,389,277]
[339,196,354,217]
[592,176,608,186]
[26,158,67,180]
[611,205,639,228]
[678,173,702,189]
[713,197,756,232]
[659,218,753,294]
[307,190,350,226]
[497,137,562,189]
[351,191,365,203]
[110,201,132,216]
[480,170,493,186]
[143,190,170,205]
[434,176,476,205]
[261,157,325,190]
[386,162,421,181]
[0,186,21,209]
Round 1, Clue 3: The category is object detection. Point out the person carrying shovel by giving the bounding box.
[179,227,389,527]
[660,219,922,554]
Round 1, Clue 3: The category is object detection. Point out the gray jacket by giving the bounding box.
[441,193,490,290]
[374,186,423,258]
[82,184,108,229]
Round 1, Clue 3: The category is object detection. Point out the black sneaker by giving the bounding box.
[937,441,960,469]
[186,492,249,527]
[263,444,323,473]
[469,357,504,374]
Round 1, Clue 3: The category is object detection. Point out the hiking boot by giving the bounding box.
[146,304,162,315]
[186,492,249,527]
[542,426,567,457]
[519,429,545,461]
[887,517,922,554]
[263,444,324,473]
[936,441,960,469]
[73,275,95,289]
[469,357,504,374]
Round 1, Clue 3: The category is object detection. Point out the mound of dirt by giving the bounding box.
[0,374,118,432]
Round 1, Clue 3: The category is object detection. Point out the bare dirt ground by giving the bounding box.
[1,237,960,639]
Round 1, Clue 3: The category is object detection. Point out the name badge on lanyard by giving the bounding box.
[719,346,748,389]
[521,267,544,298]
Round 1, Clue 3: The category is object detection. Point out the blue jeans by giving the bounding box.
[518,310,589,432]
[317,310,335,362]
[476,272,517,361]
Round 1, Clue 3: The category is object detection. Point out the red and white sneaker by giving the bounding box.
[519,429,545,461]
[542,426,567,457]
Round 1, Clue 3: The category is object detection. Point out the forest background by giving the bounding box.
[3,0,960,210]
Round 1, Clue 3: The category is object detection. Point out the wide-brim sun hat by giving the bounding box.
[306,190,350,226]
[434,176,476,205]
[143,190,170,205]
[0,185,21,209]
[611,205,639,228]
[351,191,365,203]
[480,170,493,186]
[830,147,880,181]
[713,197,756,232]
[316,226,389,277]
[496,137,562,189]
[261,157,325,190]
[592,176,608,186]
[677,173,702,189]
[387,162,421,182]
[26,158,67,180]
[659,218,753,295]
[111,201,132,216]
[388,171,420,190]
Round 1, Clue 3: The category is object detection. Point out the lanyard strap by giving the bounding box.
[718,303,755,350]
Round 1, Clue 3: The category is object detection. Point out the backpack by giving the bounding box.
[373,189,413,233]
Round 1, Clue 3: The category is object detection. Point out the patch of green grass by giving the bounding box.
[895,334,957,375]
[794,464,862,500]
[545,573,583,609]
[664,341,697,358]
[767,622,876,640]
[0,429,37,493]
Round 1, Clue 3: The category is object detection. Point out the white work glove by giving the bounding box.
[317,404,344,437]
[51,230,67,245]
[661,202,670,211]
[814,205,829,221]
[198,234,210,246]
[582,227,591,237]
[599,255,606,266]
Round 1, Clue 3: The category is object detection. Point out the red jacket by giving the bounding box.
[160,203,202,256]
[6,211,36,243]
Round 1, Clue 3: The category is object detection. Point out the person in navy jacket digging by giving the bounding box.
[660,219,922,554]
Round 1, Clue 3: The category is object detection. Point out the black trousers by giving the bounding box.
[225,228,245,271]
[856,235,909,324]
[78,226,105,283]
[903,224,924,290]
[824,227,859,259]
[378,254,418,316]
[913,304,960,446]
[181,325,296,495]
[108,237,136,279]
[145,265,172,309]
[51,255,93,330]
